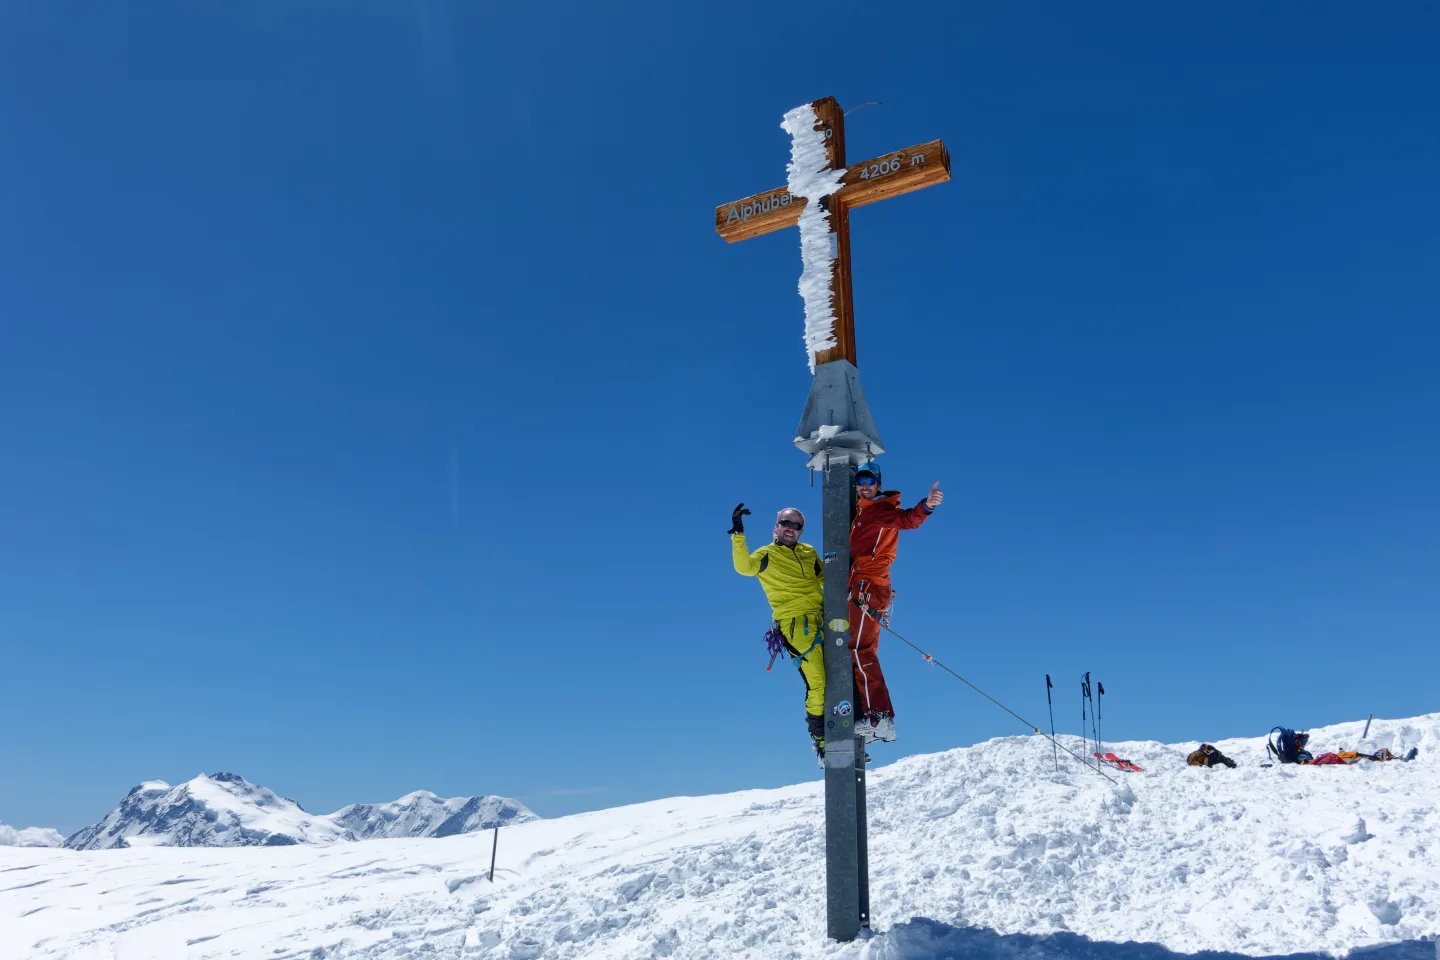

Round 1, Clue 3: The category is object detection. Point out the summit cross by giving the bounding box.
[714,96,951,367]
[714,97,951,944]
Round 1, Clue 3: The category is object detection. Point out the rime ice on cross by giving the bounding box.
[715,97,951,371]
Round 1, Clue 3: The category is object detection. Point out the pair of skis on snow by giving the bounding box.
[1046,674,1145,774]
[1093,751,1143,773]
[1081,673,1143,773]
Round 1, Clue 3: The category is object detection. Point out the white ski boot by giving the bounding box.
[853,716,880,744]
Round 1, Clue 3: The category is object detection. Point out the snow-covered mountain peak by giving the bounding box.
[395,789,439,802]
[64,775,538,850]
[204,771,246,786]
[327,791,537,841]
[64,772,349,851]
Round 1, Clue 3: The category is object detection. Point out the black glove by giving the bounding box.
[728,503,751,534]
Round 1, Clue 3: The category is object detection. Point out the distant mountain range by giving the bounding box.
[62,773,538,851]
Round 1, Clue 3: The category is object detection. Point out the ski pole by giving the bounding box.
[875,620,1118,786]
[1089,675,1100,754]
[1045,674,1057,771]
[1096,681,1105,757]
[1082,672,1096,770]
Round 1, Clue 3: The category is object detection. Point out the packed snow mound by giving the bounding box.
[6,714,1436,959]
[329,790,537,840]
[0,823,63,848]
[63,772,351,850]
[63,774,538,850]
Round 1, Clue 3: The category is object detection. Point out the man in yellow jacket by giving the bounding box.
[730,503,827,761]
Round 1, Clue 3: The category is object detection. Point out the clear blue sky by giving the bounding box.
[3,3,1436,835]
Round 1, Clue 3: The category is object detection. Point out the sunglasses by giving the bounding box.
[776,519,804,531]
[856,476,878,486]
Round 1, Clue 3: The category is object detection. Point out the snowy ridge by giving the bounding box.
[5,714,1437,959]
[329,790,537,840]
[63,774,537,850]
[781,102,847,372]
[0,823,63,848]
[63,773,351,850]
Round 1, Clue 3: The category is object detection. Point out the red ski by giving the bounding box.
[1095,752,1144,772]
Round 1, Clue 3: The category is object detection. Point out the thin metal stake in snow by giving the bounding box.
[1045,675,1058,772]
[489,826,498,882]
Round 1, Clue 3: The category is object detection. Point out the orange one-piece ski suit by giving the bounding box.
[848,491,933,720]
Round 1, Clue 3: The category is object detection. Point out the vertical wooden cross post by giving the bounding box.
[715,98,951,943]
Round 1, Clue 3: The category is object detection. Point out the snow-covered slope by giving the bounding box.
[7,715,1438,959]
[329,790,537,840]
[63,773,351,850]
[0,823,63,848]
[64,774,538,851]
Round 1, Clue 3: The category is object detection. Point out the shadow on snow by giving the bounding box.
[871,918,1436,960]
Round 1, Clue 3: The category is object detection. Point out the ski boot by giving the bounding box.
[853,715,879,744]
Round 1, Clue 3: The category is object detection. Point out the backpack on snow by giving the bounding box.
[1187,743,1237,768]
[1266,727,1313,765]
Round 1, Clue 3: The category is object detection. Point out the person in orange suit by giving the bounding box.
[847,461,943,745]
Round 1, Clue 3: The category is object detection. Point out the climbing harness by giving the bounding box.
[763,623,787,671]
[765,616,822,671]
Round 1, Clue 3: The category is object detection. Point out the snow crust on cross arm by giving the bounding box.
[781,102,847,373]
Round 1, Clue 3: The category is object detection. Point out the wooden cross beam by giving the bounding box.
[715,97,951,367]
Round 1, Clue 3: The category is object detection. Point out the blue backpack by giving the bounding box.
[1267,727,1313,764]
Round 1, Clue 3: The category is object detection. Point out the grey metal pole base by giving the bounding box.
[796,360,882,943]
[820,447,868,941]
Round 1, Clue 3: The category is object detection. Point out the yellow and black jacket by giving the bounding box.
[731,533,824,622]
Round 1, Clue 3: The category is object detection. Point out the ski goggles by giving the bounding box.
[855,476,878,486]
[776,519,804,530]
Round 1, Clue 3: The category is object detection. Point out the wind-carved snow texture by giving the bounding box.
[4,715,1439,959]
[782,102,847,373]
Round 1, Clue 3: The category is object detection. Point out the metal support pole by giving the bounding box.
[793,360,882,942]
[489,826,498,882]
[820,448,866,940]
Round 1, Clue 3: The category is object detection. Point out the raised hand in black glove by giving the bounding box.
[728,503,751,535]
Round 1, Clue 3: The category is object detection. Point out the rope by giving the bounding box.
[874,618,1119,786]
